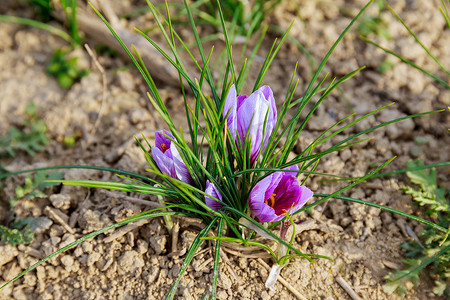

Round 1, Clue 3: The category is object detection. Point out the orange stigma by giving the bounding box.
[161,143,168,153]
[264,193,276,207]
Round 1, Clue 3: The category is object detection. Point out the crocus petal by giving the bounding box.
[223,85,278,166]
[236,94,248,110]
[249,173,282,222]
[249,169,313,223]
[236,90,268,140]
[236,91,272,163]
[171,145,194,184]
[223,85,237,140]
[258,85,277,127]
[263,173,283,203]
[297,186,313,207]
[155,130,173,149]
[151,146,176,178]
[283,164,299,173]
[257,86,277,154]
[152,130,193,184]
[238,88,277,163]
[272,176,301,216]
[173,158,193,184]
[205,180,223,211]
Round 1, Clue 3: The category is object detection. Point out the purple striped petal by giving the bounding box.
[223,85,237,140]
[205,180,223,211]
[222,85,278,166]
[152,130,193,184]
[151,146,176,178]
[249,168,313,222]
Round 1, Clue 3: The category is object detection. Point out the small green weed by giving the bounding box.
[383,160,450,297]
[46,48,89,89]
[357,0,391,39]
[27,0,80,44]
[0,103,49,157]
[0,219,35,247]
[63,135,77,147]
[0,171,64,246]
[215,0,281,36]
[401,160,449,216]
[27,0,52,21]
[134,0,281,37]
[94,44,118,57]
[9,171,64,209]
[1,0,80,45]
[378,58,395,73]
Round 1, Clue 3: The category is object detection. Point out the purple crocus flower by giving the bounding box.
[248,166,313,222]
[151,130,193,184]
[204,180,223,211]
[223,84,277,165]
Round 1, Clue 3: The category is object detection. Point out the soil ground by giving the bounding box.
[0,0,449,299]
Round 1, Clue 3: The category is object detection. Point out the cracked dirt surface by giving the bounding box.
[1,0,449,299]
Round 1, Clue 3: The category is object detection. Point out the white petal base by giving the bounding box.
[265,264,282,289]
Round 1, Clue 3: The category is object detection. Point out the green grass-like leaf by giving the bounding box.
[0,209,183,290]
[387,5,450,76]
[0,14,73,43]
[384,242,450,296]
[210,217,223,299]
[166,217,219,300]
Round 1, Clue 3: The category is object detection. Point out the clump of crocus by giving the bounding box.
[249,165,313,223]
[223,84,277,165]
[151,130,193,184]
[204,180,223,211]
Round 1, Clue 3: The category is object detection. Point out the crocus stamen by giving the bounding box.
[265,193,276,207]
[270,193,276,207]
[161,143,168,153]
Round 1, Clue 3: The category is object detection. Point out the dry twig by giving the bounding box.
[335,276,362,300]
[83,44,107,147]
[171,220,179,253]
[219,250,241,284]
[45,206,75,234]
[103,219,150,243]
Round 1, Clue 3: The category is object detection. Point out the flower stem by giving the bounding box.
[154,184,173,234]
